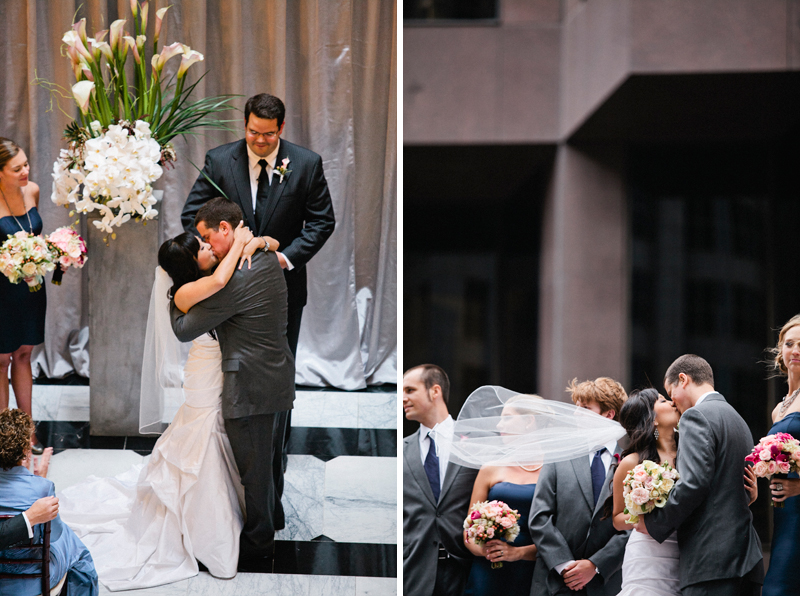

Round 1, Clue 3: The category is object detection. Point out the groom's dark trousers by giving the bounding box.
[171,251,295,556]
[644,392,763,596]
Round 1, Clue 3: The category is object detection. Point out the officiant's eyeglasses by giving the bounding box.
[246,129,280,140]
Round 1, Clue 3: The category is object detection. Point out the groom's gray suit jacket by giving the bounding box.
[169,251,295,419]
[644,392,763,589]
[529,446,629,596]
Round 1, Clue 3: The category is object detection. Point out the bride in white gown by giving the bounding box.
[610,388,681,596]
[58,225,276,591]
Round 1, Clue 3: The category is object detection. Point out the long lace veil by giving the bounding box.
[449,386,627,469]
[139,266,191,434]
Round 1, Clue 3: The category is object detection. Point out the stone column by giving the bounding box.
[537,144,629,402]
[87,210,160,436]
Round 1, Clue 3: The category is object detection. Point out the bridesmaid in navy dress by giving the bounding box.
[462,397,539,596]
[0,138,46,453]
[763,314,800,596]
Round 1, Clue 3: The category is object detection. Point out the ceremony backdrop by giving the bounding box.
[0,0,396,390]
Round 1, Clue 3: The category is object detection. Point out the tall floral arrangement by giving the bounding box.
[48,0,238,241]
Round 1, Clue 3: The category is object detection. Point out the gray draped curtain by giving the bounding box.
[0,0,396,389]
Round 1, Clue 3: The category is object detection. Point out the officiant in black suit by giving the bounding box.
[181,93,335,356]
[181,93,336,473]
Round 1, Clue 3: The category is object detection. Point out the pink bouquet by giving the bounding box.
[0,231,56,291]
[622,460,680,524]
[745,432,800,507]
[45,227,87,285]
[463,499,520,568]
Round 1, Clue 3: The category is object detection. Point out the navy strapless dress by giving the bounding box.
[0,207,47,353]
[464,482,536,596]
[763,411,800,596]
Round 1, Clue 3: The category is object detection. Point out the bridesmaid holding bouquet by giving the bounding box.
[0,138,46,454]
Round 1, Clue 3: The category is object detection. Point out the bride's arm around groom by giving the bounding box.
[642,355,763,596]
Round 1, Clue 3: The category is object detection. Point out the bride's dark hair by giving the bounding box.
[601,387,664,520]
[158,232,201,297]
[618,388,660,464]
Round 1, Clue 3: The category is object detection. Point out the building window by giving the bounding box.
[404,0,498,21]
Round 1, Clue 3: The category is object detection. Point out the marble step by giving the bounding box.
[10,387,396,429]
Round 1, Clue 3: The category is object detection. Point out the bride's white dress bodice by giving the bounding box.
[59,336,244,591]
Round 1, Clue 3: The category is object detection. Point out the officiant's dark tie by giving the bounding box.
[255,158,270,228]
[591,448,606,506]
[424,433,441,502]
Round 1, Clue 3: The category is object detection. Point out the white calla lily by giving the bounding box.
[110,19,127,52]
[154,7,170,43]
[177,49,203,77]
[72,80,95,114]
[153,42,183,72]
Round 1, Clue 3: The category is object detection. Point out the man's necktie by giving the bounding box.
[255,158,270,228]
[424,432,441,502]
[591,448,607,506]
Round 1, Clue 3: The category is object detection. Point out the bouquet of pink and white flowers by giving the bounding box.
[0,231,57,292]
[463,499,521,568]
[46,226,87,284]
[745,432,800,507]
[622,460,680,524]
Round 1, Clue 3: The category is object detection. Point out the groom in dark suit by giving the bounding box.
[640,354,763,596]
[181,93,335,471]
[171,198,296,562]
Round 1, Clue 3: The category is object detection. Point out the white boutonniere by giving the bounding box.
[275,157,291,183]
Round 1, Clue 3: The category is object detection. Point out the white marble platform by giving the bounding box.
[48,450,397,545]
[96,572,396,596]
[10,388,397,429]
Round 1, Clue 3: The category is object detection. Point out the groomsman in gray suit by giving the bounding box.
[529,377,630,596]
[403,365,478,596]
[640,354,763,596]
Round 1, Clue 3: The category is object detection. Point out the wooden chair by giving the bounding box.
[0,514,67,596]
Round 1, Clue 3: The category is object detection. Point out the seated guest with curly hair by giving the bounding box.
[0,409,99,595]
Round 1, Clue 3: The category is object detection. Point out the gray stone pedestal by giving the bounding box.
[87,209,160,436]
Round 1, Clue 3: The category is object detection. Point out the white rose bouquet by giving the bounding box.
[0,232,57,292]
[622,460,680,524]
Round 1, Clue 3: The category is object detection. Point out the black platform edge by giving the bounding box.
[288,427,396,459]
[231,540,396,577]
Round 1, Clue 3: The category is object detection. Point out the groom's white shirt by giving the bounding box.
[553,438,619,576]
[693,391,715,407]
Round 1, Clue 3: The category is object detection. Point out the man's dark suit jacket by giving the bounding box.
[645,392,763,589]
[403,430,478,596]
[0,514,28,548]
[169,251,295,419]
[181,138,335,308]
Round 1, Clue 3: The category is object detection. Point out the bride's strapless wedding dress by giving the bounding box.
[58,336,244,591]
[616,529,680,596]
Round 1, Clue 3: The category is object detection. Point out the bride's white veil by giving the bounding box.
[449,386,627,469]
[139,266,191,434]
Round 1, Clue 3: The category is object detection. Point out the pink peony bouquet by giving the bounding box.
[463,499,521,568]
[622,460,680,524]
[45,226,87,284]
[745,432,800,507]
[0,231,56,292]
